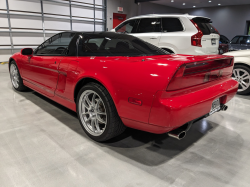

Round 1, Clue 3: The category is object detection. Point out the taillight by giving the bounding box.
[191,20,203,47]
[167,58,233,91]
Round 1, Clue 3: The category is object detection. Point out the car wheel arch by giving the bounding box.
[234,62,250,69]
[9,58,15,70]
[161,48,175,54]
[74,77,118,110]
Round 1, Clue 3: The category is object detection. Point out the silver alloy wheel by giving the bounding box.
[78,90,107,136]
[10,63,19,89]
[232,68,250,92]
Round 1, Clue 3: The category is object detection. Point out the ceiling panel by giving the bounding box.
[151,0,250,9]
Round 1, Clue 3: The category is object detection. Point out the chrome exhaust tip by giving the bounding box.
[168,131,186,140]
[221,105,228,111]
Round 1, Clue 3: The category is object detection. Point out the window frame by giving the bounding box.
[34,32,76,56]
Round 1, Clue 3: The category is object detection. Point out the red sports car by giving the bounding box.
[9,32,238,142]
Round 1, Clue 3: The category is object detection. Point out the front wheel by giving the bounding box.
[232,65,250,95]
[9,61,27,91]
[76,83,126,142]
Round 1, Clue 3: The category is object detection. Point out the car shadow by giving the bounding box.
[17,90,218,166]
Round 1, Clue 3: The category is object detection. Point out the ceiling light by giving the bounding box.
[183,3,185,5]
[209,1,211,2]
[218,4,221,5]
[171,0,174,2]
[193,6,196,7]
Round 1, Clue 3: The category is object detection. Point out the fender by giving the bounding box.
[234,56,250,66]
[158,45,177,54]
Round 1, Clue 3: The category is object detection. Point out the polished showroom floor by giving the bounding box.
[0,64,250,187]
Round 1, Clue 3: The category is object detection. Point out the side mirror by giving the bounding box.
[21,48,33,56]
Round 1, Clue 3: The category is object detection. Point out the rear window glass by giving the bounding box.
[162,18,183,32]
[220,35,229,44]
[192,18,217,35]
[78,33,168,57]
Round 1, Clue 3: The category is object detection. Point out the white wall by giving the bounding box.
[0,0,106,62]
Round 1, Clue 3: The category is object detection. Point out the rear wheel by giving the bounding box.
[76,82,126,142]
[9,61,27,91]
[232,65,250,95]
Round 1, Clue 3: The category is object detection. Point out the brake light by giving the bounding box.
[191,20,203,47]
[167,58,233,91]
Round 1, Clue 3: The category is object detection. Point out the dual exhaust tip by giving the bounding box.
[168,104,228,140]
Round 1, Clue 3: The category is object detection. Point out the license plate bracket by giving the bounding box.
[209,98,221,115]
[211,38,216,45]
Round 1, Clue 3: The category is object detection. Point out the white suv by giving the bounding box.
[111,14,219,55]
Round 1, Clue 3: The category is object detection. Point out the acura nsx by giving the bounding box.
[9,32,238,141]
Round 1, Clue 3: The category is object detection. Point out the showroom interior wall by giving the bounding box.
[181,4,250,40]
[106,0,180,31]
[139,2,180,15]
[0,0,106,62]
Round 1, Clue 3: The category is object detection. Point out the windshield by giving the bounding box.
[78,33,169,57]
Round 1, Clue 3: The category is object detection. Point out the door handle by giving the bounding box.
[150,37,157,39]
[55,61,56,64]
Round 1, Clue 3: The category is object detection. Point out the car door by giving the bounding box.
[238,36,250,50]
[230,36,240,50]
[132,18,162,47]
[160,17,185,53]
[27,33,75,97]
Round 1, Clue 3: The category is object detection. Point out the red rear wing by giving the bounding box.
[167,57,234,91]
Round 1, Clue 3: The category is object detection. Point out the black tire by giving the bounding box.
[76,82,126,142]
[162,48,174,54]
[9,60,28,91]
[233,65,250,95]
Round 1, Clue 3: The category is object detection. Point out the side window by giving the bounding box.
[230,37,239,44]
[162,18,183,32]
[35,32,75,55]
[115,19,139,33]
[82,38,105,53]
[136,18,161,33]
[237,36,244,44]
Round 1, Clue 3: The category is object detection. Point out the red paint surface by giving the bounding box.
[113,13,126,29]
[10,52,238,134]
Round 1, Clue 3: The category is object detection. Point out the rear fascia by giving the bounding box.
[149,77,238,130]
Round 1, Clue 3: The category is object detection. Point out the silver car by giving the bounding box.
[229,35,250,51]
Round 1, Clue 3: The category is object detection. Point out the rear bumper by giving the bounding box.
[148,78,238,133]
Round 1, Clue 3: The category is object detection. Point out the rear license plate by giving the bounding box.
[211,38,216,45]
[209,99,220,115]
